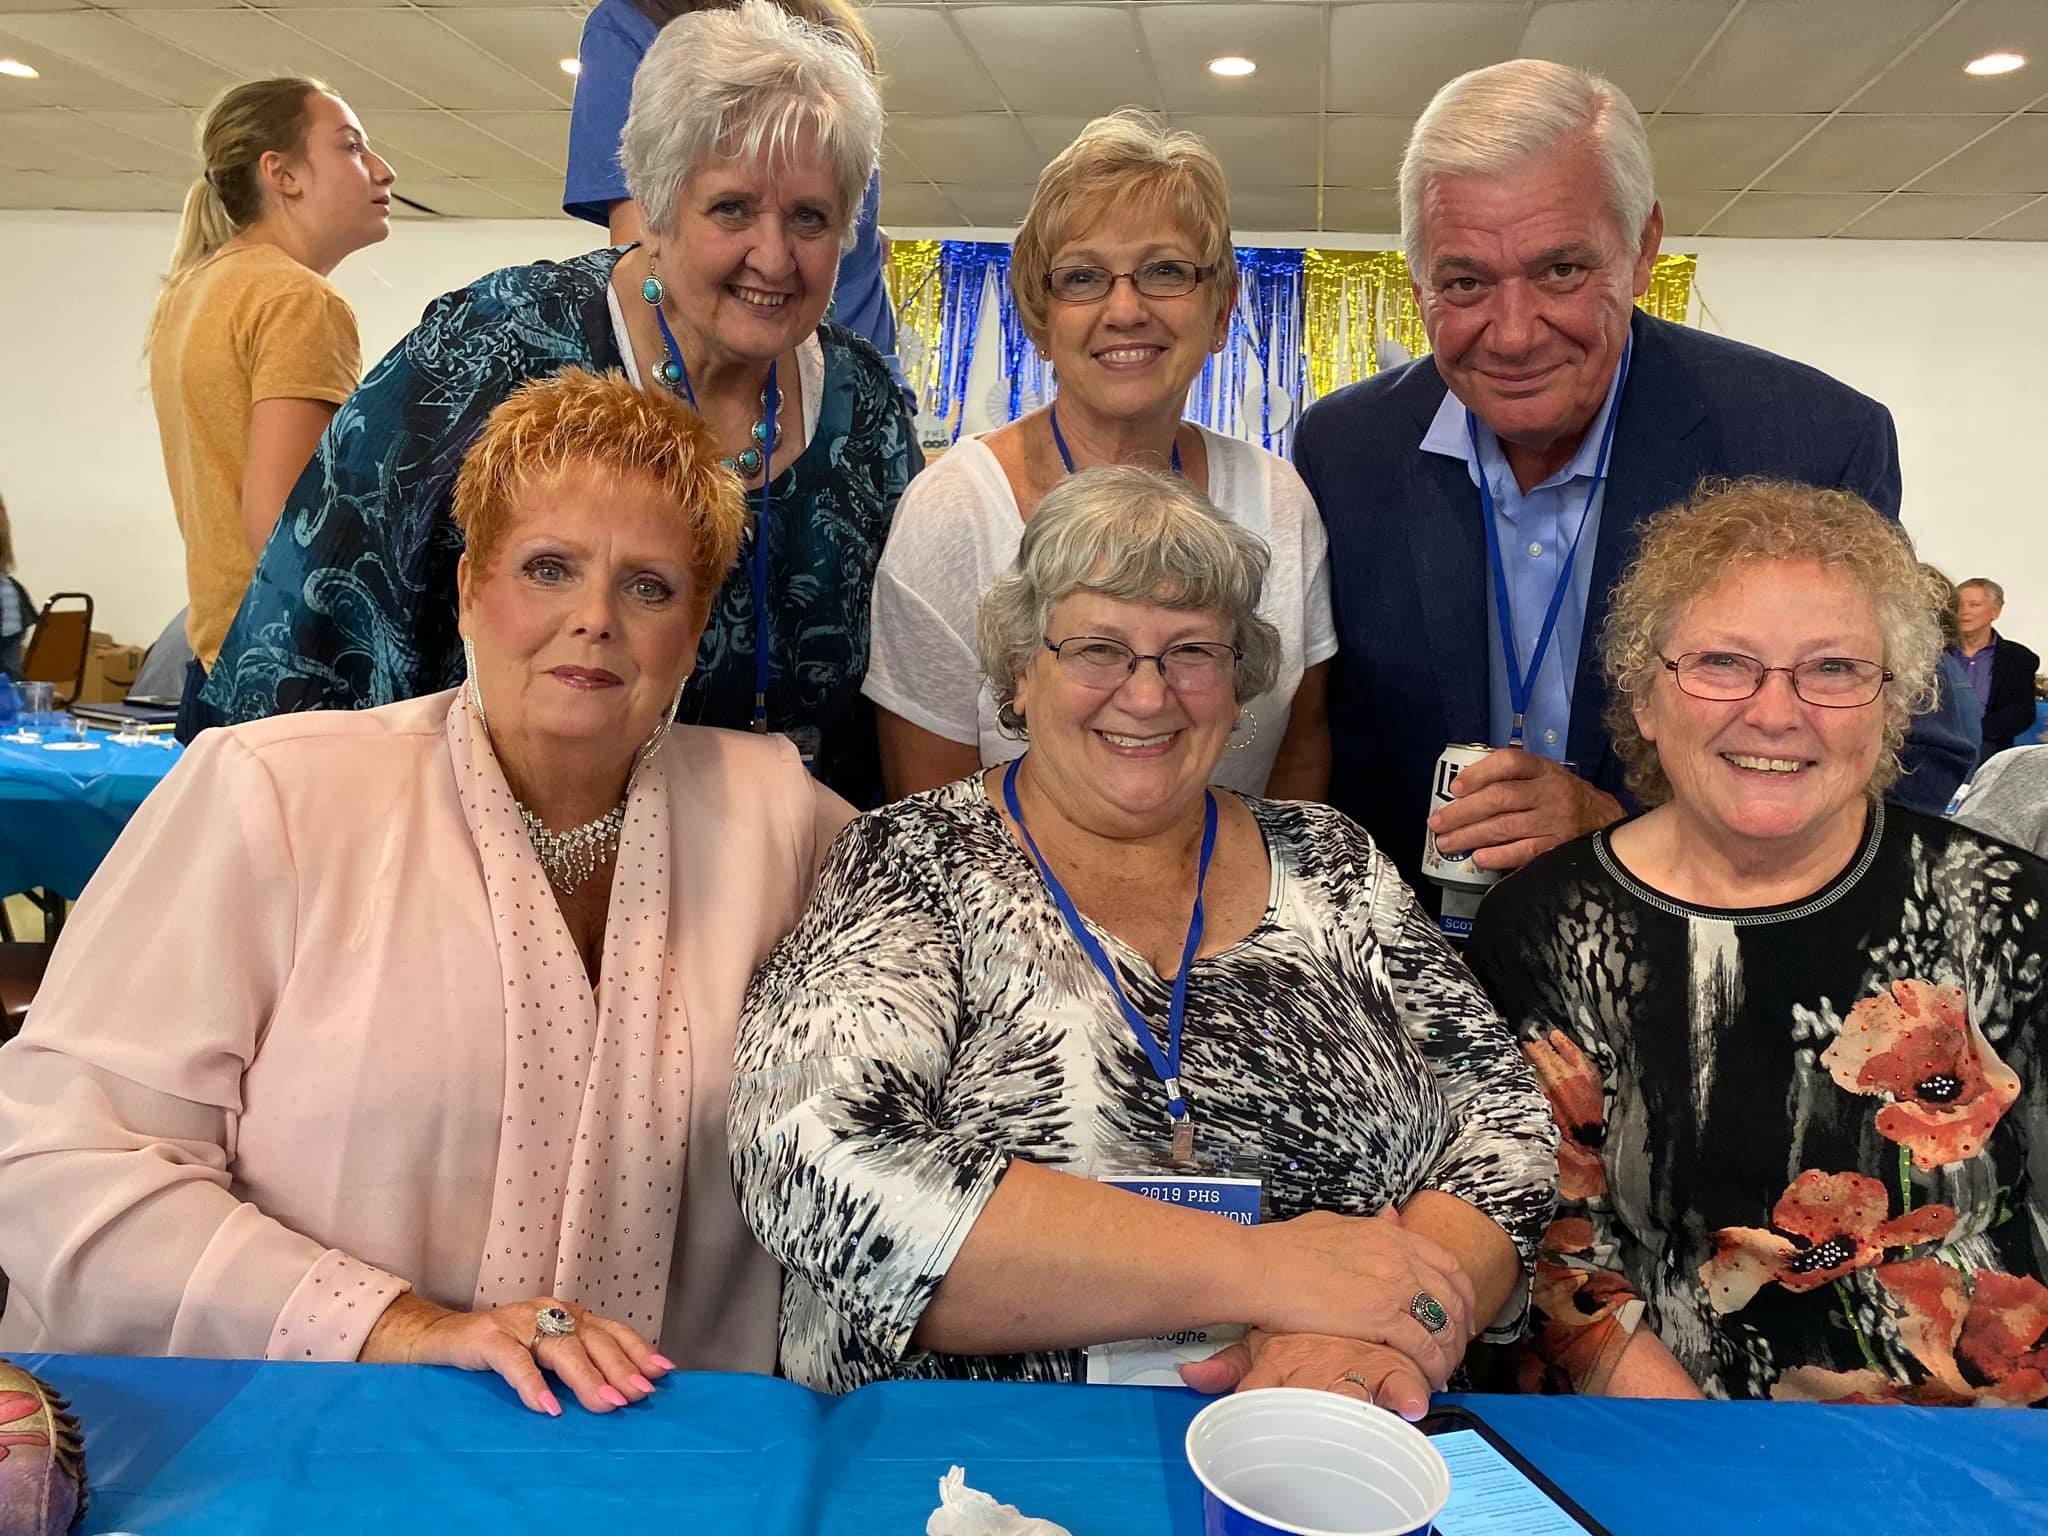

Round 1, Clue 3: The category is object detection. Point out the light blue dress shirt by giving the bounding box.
[1419,363,1628,760]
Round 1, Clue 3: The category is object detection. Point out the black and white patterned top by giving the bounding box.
[729,776,1559,1392]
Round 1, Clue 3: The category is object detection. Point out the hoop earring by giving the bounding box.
[637,674,689,771]
[640,257,664,308]
[462,635,487,734]
[996,705,1028,742]
[1228,707,1258,751]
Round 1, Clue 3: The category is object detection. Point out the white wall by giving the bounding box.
[2,210,2045,649]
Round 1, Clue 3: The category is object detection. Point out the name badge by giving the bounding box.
[1084,1174,1261,1387]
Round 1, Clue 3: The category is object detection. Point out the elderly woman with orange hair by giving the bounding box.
[1468,479,2048,1405]
[0,369,851,1415]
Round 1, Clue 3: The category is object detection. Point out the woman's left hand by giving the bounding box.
[1180,1329,1435,1422]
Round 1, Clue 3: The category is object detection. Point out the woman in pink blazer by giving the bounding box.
[0,370,852,1416]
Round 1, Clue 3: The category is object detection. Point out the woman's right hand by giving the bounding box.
[1247,1208,1478,1389]
[359,1293,674,1415]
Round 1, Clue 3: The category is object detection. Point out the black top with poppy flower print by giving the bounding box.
[1467,802,2048,1405]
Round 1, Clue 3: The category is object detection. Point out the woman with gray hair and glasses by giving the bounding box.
[733,465,1556,1416]
[197,0,918,804]
[1467,478,2048,1405]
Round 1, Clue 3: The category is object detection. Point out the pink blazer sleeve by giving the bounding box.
[0,731,408,1359]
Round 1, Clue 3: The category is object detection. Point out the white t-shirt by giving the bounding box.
[863,425,1338,793]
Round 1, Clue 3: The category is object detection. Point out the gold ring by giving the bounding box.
[1333,1369,1375,1397]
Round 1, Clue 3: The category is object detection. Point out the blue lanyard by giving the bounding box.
[653,305,776,731]
[1002,756,1214,1131]
[1049,402,1182,476]
[1467,335,1631,747]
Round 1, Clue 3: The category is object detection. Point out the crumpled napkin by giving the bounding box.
[926,1466,1075,1536]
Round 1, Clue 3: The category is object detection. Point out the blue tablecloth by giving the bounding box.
[2019,699,2047,747]
[0,729,179,899]
[18,1356,2048,1536]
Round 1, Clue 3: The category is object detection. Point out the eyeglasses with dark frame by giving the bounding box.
[1659,650,1893,707]
[1043,635,1242,693]
[1043,260,1216,304]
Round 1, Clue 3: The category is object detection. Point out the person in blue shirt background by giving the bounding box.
[566,0,908,401]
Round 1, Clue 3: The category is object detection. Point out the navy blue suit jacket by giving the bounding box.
[1293,309,1904,900]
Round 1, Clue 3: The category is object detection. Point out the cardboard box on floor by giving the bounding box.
[77,631,146,704]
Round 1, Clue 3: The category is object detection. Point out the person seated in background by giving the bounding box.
[1467,478,2048,1404]
[1887,564,1980,814]
[1293,59,1952,923]
[144,77,397,743]
[0,371,851,1413]
[863,110,1334,803]
[733,466,1556,1416]
[566,0,906,396]
[201,1,918,805]
[1953,578,2041,761]
[0,492,29,681]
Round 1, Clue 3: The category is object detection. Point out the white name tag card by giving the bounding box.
[1084,1174,1261,1387]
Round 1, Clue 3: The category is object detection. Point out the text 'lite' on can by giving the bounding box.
[1422,741,1503,889]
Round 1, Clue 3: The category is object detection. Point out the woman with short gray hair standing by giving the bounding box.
[200,1,918,804]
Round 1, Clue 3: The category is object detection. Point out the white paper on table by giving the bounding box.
[926,1466,1074,1536]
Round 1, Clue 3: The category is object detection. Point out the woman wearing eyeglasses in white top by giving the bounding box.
[863,111,1335,803]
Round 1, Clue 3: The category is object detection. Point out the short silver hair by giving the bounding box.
[976,465,1281,734]
[1958,577,2006,609]
[1399,59,1657,277]
[619,0,882,249]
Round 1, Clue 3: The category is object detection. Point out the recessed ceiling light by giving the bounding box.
[0,58,39,80]
[1963,51,2026,76]
[560,57,583,77]
[1207,55,1256,78]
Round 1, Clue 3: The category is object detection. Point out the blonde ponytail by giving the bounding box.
[145,76,327,359]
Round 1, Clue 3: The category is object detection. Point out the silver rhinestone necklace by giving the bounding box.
[518,799,627,892]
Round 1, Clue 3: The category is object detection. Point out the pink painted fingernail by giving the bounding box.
[649,1354,676,1371]
[630,1374,656,1393]
[540,1391,562,1418]
[599,1385,629,1408]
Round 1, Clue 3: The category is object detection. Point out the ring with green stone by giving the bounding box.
[1409,1291,1449,1334]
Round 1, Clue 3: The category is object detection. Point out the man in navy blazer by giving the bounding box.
[1295,59,1929,921]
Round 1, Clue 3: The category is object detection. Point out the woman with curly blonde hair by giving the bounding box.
[1466,477,2048,1405]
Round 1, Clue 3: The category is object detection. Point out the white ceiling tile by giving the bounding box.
[0,107,193,177]
[389,176,535,220]
[1171,114,1320,179]
[1912,114,2048,195]
[1321,115,1413,187]
[0,14,226,108]
[456,111,571,176]
[368,109,559,181]
[1521,0,1735,113]
[955,5,1156,116]
[1839,191,2038,239]
[885,114,1045,184]
[1326,3,1529,115]
[0,0,88,10]
[428,10,582,105]
[1014,115,1100,164]
[1850,0,2048,114]
[1647,115,1821,191]
[1757,114,1998,193]
[1225,184,1319,232]
[1663,0,1959,113]
[83,108,203,170]
[1320,185,1401,235]
[481,178,578,221]
[1138,4,1326,116]
[863,6,994,114]
[876,180,971,228]
[118,11,430,113]
[1656,189,1743,238]
[934,180,1039,228]
[1974,196,2048,240]
[0,168,184,211]
[268,11,562,111]
[1699,190,1888,237]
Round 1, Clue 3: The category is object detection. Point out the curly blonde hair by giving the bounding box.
[452,368,747,631]
[1601,478,1941,806]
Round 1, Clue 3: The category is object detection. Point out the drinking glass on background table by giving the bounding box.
[22,681,55,731]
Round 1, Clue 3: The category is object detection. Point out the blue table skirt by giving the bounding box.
[0,730,179,899]
[20,1356,2048,1536]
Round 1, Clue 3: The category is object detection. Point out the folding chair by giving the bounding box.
[21,591,93,705]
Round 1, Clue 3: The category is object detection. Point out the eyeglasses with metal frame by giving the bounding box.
[1659,650,1893,707]
[1043,260,1215,304]
[1043,635,1242,693]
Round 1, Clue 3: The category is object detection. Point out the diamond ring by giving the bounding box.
[1410,1291,1450,1334]
[1333,1369,1376,1397]
[529,1304,577,1352]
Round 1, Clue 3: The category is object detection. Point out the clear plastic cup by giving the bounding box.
[21,681,54,730]
[1185,1388,1450,1536]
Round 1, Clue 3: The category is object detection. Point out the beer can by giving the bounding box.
[1422,742,1502,889]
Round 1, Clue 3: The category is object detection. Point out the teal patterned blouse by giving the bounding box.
[201,246,920,804]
